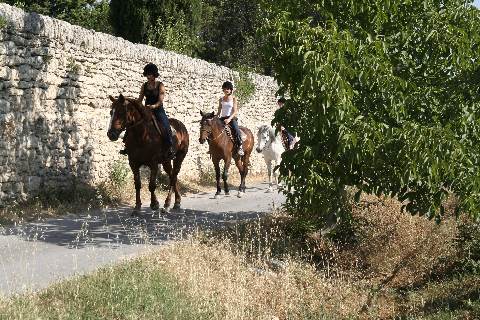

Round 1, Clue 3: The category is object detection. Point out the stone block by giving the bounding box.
[26,176,41,191]
[0,65,10,79]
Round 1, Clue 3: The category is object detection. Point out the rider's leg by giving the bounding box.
[285,130,295,149]
[229,118,244,156]
[153,107,175,159]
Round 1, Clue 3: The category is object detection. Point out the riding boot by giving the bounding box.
[165,145,176,161]
[237,144,245,156]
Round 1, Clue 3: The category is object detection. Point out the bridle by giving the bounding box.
[257,127,272,152]
[201,118,226,142]
[111,100,145,132]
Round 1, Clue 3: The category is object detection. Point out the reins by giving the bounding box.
[210,126,226,141]
[124,99,148,131]
[202,117,227,142]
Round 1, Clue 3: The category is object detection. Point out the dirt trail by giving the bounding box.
[0,183,285,296]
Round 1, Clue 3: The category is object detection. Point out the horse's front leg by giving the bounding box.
[235,154,249,197]
[223,156,232,195]
[266,159,273,192]
[131,164,142,215]
[213,159,222,197]
[148,164,160,211]
[170,158,183,210]
[162,161,174,210]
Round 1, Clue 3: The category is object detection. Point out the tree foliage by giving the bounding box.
[260,0,480,225]
[110,0,207,57]
[4,0,111,33]
[5,0,266,70]
[200,0,266,71]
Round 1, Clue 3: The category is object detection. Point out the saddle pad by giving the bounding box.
[239,128,247,142]
[225,126,247,142]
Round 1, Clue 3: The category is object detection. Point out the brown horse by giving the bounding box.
[198,111,254,197]
[107,94,189,214]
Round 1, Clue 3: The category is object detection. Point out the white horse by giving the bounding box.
[256,124,285,192]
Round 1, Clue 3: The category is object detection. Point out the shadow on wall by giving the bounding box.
[0,10,96,205]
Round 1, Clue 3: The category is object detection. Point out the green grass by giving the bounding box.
[0,259,212,320]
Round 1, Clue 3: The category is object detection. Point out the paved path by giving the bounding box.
[0,183,285,296]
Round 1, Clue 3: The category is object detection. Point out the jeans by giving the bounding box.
[284,129,294,146]
[220,117,242,147]
[153,106,173,146]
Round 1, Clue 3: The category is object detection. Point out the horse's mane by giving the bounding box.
[125,97,151,120]
[259,124,276,140]
[202,112,225,127]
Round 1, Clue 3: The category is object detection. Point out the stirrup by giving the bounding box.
[166,146,176,160]
[237,146,245,156]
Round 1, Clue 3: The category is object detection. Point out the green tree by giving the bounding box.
[110,0,208,56]
[200,0,266,71]
[4,0,111,33]
[109,0,150,43]
[260,0,480,229]
[146,0,205,56]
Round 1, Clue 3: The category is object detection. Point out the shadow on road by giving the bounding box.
[0,204,266,249]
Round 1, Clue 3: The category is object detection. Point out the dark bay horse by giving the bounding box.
[199,111,254,198]
[107,94,189,214]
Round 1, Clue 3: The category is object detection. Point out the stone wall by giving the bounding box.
[0,3,278,202]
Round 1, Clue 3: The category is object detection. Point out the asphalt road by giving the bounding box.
[0,183,285,296]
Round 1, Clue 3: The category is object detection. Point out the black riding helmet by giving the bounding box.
[277,97,286,104]
[222,81,234,91]
[143,63,159,77]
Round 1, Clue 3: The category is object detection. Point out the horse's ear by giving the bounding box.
[269,127,276,140]
[109,95,115,102]
[200,110,205,117]
[209,111,215,118]
[118,94,125,103]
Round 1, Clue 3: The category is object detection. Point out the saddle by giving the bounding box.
[225,125,247,144]
[151,116,177,141]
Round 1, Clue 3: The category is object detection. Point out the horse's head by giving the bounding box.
[198,110,216,144]
[107,94,141,141]
[256,124,275,153]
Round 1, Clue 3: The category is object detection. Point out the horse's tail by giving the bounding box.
[241,127,255,167]
[169,118,189,155]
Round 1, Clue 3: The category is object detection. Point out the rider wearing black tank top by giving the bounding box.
[139,64,175,160]
[120,63,175,160]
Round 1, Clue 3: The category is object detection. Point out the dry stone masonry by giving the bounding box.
[0,3,278,203]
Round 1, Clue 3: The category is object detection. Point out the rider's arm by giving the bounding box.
[151,82,165,109]
[228,96,238,121]
[137,84,145,103]
[217,98,222,116]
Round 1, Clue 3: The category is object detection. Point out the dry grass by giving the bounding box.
[141,239,367,319]
[1,179,478,319]
[341,194,459,288]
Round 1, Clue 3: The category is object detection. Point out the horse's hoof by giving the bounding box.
[237,192,243,198]
[131,210,140,217]
[225,191,230,196]
[131,205,142,216]
[150,202,160,211]
[160,207,169,214]
[171,204,184,213]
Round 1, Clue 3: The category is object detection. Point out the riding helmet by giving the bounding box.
[143,63,159,77]
[222,81,234,91]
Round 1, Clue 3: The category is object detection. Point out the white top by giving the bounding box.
[220,97,234,117]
